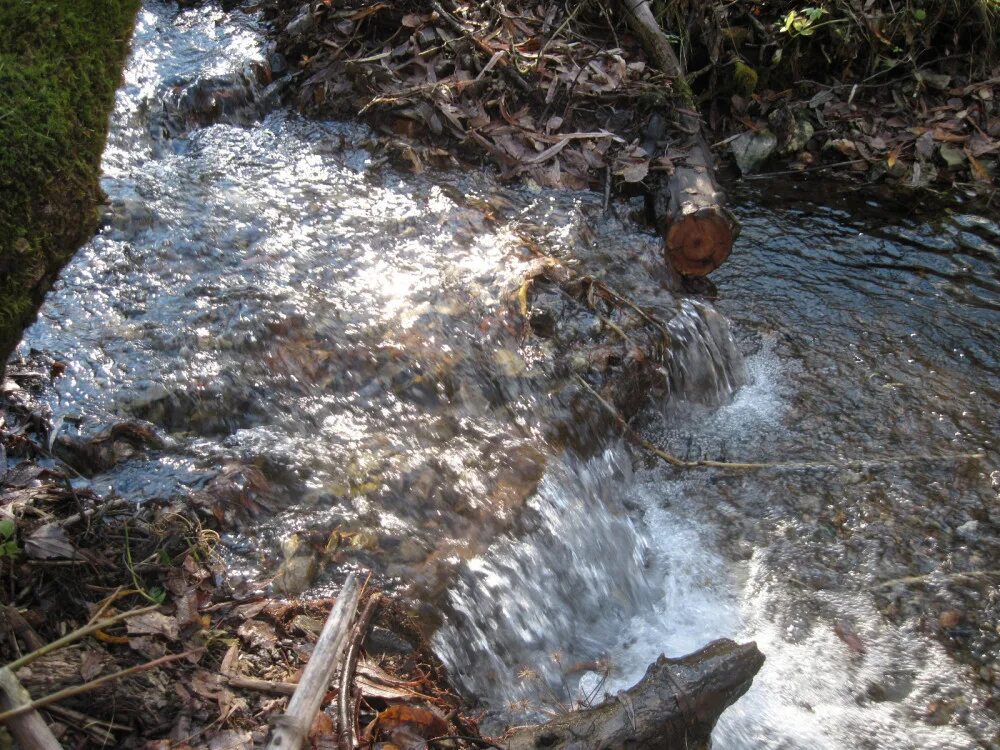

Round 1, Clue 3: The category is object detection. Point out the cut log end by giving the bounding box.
[665,209,734,277]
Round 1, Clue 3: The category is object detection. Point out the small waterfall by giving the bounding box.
[663,299,746,406]
[433,446,658,717]
[433,302,749,720]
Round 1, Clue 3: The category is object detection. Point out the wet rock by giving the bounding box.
[865,670,915,703]
[103,197,158,234]
[956,520,979,541]
[916,70,951,91]
[528,307,557,337]
[367,626,415,657]
[396,538,427,564]
[268,52,288,76]
[940,610,962,629]
[53,420,165,475]
[769,106,815,155]
[939,143,967,168]
[925,699,957,725]
[286,7,315,38]
[731,130,777,175]
[272,533,320,596]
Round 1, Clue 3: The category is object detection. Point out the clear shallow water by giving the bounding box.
[14,3,1000,748]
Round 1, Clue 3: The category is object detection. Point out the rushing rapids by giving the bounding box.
[12,3,1000,748]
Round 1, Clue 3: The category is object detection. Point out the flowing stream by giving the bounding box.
[14,4,1000,748]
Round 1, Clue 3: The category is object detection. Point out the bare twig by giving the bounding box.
[338,593,381,750]
[4,604,160,673]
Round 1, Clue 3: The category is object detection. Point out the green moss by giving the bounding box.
[732,60,758,98]
[0,0,140,371]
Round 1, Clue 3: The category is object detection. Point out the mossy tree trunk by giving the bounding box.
[0,0,141,376]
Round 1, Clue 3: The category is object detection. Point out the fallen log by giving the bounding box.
[620,0,738,277]
[504,639,763,750]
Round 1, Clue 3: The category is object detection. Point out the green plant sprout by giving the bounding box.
[0,518,18,559]
[779,6,830,36]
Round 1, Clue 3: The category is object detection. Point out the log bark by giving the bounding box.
[620,0,738,277]
[504,639,763,750]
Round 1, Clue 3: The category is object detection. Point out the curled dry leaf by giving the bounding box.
[620,160,649,182]
[24,523,76,560]
[127,611,180,641]
[371,704,450,747]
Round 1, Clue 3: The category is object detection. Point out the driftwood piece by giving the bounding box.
[504,639,764,750]
[620,0,738,277]
[266,572,361,750]
[0,667,64,750]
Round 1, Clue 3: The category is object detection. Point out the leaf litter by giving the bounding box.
[0,352,481,749]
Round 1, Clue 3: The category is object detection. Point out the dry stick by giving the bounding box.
[59,498,133,528]
[44,703,131,734]
[337,594,381,750]
[2,606,45,651]
[0,667,63,750]
[4,604,161,673]
[226,673,296,696]
[266,573,361,750]
[0,649,202,725]
[44,704,128,745]
[534,0,587,74]
[432,0,533,95]
[574,375,985,472]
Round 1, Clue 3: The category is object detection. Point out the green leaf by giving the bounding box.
[0,519,15,539]
[914,8,927,21]
[804,7,828,23]
[780,10,798,34]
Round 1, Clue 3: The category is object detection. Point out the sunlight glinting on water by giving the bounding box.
[18,3,1000,747]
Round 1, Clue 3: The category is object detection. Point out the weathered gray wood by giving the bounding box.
[266,573,361,750]
[504,639,764,750]
[0,666,64,750]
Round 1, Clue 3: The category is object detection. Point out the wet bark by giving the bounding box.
[505,639,764,750]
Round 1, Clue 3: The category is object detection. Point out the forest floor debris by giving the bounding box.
[0,353,475,749]
[256,0,999,197]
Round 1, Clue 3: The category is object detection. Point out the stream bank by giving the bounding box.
[262,0,999,197]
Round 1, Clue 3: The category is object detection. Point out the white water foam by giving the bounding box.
[436,341,997,747]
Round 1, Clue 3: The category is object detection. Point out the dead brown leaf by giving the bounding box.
[127,611,180,641]
[24,523,76,560]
